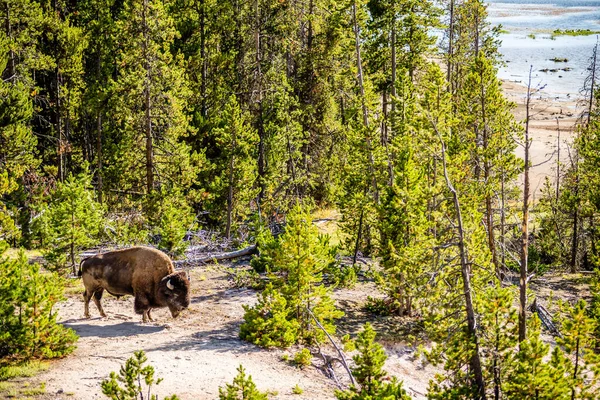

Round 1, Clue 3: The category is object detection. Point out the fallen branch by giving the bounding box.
[306,307,356,387]
[174,245,258,267]
[530,298,561,337]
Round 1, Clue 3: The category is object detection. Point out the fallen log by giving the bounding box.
[174,245,258,267]
[530,298,561,337]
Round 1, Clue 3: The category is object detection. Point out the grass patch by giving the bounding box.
[3,248,43,261]
[552,29,600,37]
[527,33,536,39]
[20,382,46,396]
[0,361,49,381]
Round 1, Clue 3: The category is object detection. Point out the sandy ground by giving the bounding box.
[31,264,437,400]
[502,80,581,198]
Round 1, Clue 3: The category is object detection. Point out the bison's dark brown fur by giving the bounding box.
[79,246,190,322]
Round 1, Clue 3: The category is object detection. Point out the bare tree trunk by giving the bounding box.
[255,0,266,207]
[96,112,103,203]
[200,0,207,118]
[352,0,379,204]
[143,0,153,195]
[519,66,533,343]
[352,208,364,268]
[446,0,455,89]
[3,3,15,82]
[226,126,236,240]
[587,41,597,126]
[436,126,486,399]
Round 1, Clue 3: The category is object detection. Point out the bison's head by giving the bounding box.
[158,271,191,318]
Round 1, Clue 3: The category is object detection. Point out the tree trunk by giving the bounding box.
[226,126,236,240]
[143,0,153,195]
[3,2,15,82]
[200,0,207,118]
[519,66,533,343]
[352,0,379,204]
[437,127,486,399]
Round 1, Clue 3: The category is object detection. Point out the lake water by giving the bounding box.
[486,0,600,99]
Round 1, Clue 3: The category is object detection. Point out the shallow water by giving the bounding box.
[486,0,600,99]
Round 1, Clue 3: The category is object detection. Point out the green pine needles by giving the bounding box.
[35,171,104,275]
[0,244,78,361]
[240,205,343,347]
[218,365,269,400]
[336,323,411,400]
[101,350,179,400]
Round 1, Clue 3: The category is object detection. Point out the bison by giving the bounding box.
[79,246,190,322]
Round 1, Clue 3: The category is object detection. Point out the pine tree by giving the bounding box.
[101,350,180,400]
[218,365,269,400]
[103,0,201,218]
[0,244,78,360]
[203,95,259,238]
[335,323,411,400]
[38,171,104,274]
[240,205,343,347]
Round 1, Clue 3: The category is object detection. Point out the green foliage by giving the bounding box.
[336,323,411,400]
[218,365,269,400]
[503,318,571,399]
[292,384,303,395]
[101,350,179,400]
[37,172,104,274]
[240,284,300,348]
[0,244,78,360]
[241,205,343,347]
[292,348,312,368]
[152,191,196,256]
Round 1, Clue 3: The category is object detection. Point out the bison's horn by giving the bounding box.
[166,279,174,290]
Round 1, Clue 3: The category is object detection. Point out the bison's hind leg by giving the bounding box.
[83,290,92,319]
[92,289,107,318]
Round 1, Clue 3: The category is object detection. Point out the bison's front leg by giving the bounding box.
[134,294,151,323]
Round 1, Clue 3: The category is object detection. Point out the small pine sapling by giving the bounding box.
[336,323,411,400]
[240,205,343,347]
[218,365,269,400]
[38,172,104,275]
[0,245,78,360]
[101,350,179,400]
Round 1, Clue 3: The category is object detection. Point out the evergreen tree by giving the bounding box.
[336,323,411,400]
[218,365,269,400]
[203,95,259,238]
[101,350,180,400]
[38,171,104,274]
[103,0,201,217]
[0,244,78,360]
[0,36,39,242]
[240,205,343,347]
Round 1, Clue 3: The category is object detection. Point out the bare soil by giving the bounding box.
[26,262,436,400]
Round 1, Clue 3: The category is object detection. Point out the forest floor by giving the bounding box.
[1,81,589,400]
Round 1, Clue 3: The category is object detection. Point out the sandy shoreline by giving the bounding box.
[502,79,581,197]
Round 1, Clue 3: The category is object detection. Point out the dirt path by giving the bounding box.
[34,265,434,400]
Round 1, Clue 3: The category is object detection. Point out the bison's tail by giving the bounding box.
[77,257,89,277]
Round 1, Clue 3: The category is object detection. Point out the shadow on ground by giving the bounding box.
[63,321,165,338]
[149,320,261,355]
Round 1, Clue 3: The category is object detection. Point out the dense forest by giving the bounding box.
[2,0,600,397]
